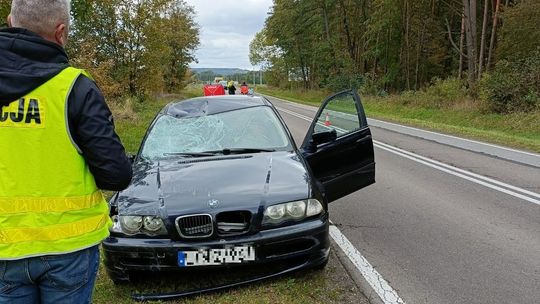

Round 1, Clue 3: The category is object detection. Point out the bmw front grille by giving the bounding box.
[175,214,213,238]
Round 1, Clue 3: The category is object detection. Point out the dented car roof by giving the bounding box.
[163,95,270,119]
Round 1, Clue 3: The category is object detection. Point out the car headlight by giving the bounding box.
[143,216,163,232]
[262,199,324,225]
[111,215,167,236]
[120,216,143,234]
[306,199,324,217]
[266,204,286,220]
[286,201,306,218]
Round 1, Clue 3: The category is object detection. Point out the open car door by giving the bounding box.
[300,90,375,203]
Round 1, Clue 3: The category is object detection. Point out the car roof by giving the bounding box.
[163,95,273,118]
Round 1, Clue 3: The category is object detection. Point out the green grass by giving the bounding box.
[96,86,356,303]
[256,86,540,153]
[113,98,169,153]
[93,259,348,304]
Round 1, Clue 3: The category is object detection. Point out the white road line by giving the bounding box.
[375,141,540,200]
[276,106,313,121]
[276,105,540,206]
[375,143,540,206]
[330,225,406,304]
[261,94,319,112]
[369,118,540,157]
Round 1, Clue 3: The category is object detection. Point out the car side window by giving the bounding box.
[313,92,363,138]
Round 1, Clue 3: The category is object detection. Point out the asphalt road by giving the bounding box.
[265,95,540,304]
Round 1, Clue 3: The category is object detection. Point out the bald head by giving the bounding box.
[8,0,71,46]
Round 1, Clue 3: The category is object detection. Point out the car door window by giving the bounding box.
[313,92,364,138]
[301,90,375,203]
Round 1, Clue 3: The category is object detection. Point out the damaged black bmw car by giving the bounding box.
[103,90,375,298]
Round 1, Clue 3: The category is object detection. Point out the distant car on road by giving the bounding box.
[103,91,376,298]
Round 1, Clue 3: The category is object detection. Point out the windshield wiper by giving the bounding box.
[204,148,276,155]
[164,148,275,158]
[163,152,218,157]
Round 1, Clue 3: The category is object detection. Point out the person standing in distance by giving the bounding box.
[228,82,236,95]
[0,0,133,303]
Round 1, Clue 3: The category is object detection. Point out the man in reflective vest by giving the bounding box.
[0,0,132,303]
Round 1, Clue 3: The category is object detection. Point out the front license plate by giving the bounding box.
[178,246,256,267]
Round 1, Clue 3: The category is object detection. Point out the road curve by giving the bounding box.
[265,94,540,304]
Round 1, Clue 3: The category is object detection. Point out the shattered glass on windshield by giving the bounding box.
[141,106,290,159]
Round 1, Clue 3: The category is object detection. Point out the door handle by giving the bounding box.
[356,135,372,144]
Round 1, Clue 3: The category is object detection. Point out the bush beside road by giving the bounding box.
[256,86,540,153]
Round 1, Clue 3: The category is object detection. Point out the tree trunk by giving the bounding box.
[339,0,355,62]
[470,0,478,78]
[361,0,369,73]
[459,14,465,79]
[487,0,501,69]
[373,34,380,75]
[415,25,424,90]
[471,0,477,49]
[322,0,331,42]
[463,0,478,86]
[478,0,489,78]
[405,0,411,90]
[321,0,338,74]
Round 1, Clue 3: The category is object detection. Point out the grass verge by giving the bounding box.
[96,86,359,303]
[256,86,540,153]
[94,251,355,304]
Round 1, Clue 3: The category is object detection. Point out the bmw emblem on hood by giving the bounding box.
[208,199,220,209]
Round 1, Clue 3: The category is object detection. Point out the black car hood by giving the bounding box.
[116,151,310,217]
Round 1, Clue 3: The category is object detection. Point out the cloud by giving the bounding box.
[188,0,273,69]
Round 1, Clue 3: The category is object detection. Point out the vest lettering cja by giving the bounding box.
[0,98,42,125]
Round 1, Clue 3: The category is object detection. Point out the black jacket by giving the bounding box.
[0,28,132,191]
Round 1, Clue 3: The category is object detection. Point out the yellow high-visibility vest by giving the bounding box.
[0,67,111,260]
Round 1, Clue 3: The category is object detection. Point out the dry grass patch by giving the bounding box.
[108,97,138,121]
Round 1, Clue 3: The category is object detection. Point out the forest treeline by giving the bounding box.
[250,0,540,113]
[0,0,199,100]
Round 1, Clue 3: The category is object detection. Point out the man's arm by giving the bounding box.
[68,75,133,191]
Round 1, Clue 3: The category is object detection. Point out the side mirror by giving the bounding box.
[306,129,337,152]
[312,129,337,145]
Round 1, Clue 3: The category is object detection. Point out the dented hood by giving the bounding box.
[116,151,310,217]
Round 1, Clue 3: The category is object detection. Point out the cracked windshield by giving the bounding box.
[142,106,290,159]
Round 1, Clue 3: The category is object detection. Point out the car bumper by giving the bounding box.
[103,216,330,280]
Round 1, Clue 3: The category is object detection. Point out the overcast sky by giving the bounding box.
[188,0,273,70]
